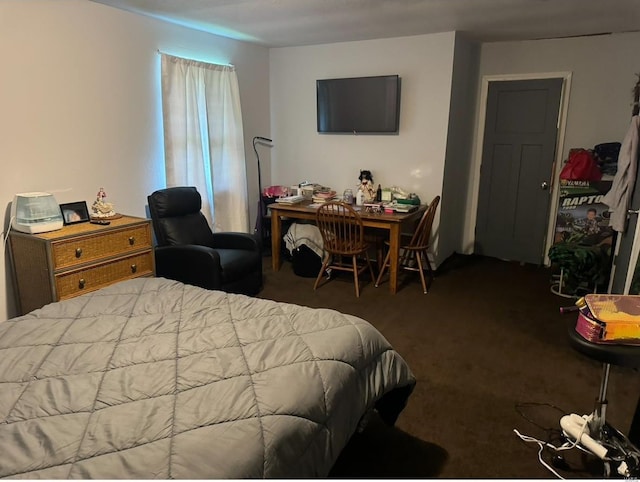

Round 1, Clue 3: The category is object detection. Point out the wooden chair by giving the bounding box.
[314,201,376,297]
[375,196,441,294]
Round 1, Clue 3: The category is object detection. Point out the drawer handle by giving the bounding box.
[78,278,86,289]
[131,264,137,273]
[75,248,83,258]
[128,236,135,245]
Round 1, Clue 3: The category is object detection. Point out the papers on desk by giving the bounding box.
[308,202,340,209]
[394,204,418,213]
[382,201,418,213]
[312,190,337,203]
[307,203,418,213]
[275,195,305,204]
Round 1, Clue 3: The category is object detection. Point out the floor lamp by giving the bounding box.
[253,136,272,251]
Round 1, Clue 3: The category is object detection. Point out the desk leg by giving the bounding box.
[388,224,400,294]
[271,212,282,271]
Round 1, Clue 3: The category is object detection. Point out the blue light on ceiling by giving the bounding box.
[152,14,259,45]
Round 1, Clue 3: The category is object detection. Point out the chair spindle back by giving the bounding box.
[408,196,441,249]
[316,202,366,255]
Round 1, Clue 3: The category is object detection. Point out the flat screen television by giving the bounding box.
[316,75,401,134]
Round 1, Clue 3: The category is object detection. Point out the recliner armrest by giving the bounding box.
[154,245,223,290]
[210,232,260,251]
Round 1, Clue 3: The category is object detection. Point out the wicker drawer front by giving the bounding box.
[52,225,152,270]
[55,251,154,299]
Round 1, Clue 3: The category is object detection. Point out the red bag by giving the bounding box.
[262,185,290,198]
[560,149,602,181]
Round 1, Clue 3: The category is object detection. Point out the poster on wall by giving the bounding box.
[553,179,614,247]
[550,179,615,295]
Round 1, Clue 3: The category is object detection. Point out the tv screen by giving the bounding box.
[316,75,400,134]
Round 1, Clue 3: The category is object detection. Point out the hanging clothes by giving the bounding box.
[602,116,640,232]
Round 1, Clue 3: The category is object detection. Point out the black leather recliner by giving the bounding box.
[147,186,263,296]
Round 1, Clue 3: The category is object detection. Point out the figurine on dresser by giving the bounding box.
[91,187,117,219]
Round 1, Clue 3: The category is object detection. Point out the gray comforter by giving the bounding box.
[0,278,415,479]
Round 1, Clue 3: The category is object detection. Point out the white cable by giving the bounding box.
[536,441,565,480]
[514,430,565,479]
[514,412,602,480]
[2,216,15,246]
[514,414,589,452]
[513,429,577,452]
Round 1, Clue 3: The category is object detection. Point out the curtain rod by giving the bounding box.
[157,50,234,68]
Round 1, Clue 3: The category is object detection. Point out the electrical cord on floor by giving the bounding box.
[515,401,568,432]
[515,402,570,451]
[514,402,592,479]
[513,429,567,479]
[514,422,594,479]
[516,400,640,477]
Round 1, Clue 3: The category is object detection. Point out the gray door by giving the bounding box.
[475,78,563,264]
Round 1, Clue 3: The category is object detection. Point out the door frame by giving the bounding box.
[468,72,573,265]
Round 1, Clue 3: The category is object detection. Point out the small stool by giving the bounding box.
[566,324,640,476]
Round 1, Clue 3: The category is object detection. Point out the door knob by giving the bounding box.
[541,181,549,190]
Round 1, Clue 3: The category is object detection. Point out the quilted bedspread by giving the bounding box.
[0,278,415,479]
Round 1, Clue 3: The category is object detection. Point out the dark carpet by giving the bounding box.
[257,253,640,478]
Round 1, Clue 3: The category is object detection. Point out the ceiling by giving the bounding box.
[91,0,640,48]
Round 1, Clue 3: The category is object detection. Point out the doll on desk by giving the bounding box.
[357,170,377,204]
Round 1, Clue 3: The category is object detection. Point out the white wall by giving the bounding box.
[269,32,456,262]
[463,31,640,252]
[7,4,633,318]
[0,0,270,320]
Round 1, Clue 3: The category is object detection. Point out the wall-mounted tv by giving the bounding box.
[316,74,401,134]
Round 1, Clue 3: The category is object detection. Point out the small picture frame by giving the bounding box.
[60,201,90,225]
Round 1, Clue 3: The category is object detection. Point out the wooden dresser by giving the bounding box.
[9,215,155,315]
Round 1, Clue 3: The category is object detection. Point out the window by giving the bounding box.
[160,54,248,232]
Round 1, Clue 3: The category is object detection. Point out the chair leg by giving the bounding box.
[423,250,435,290]
[365,251,376,283]
[352,255,360,298]
[375,250,391,287]
[399,246,411,267]
[415,252,428,294]
[376,240,384,273]
[314,257,331,291]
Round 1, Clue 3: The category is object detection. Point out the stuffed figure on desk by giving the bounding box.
[357,170,377,204]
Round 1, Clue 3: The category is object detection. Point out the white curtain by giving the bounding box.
[161,54,248,233]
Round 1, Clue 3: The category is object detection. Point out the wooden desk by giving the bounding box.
[270,201,426,294]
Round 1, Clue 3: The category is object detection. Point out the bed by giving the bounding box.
[0,278,415,479]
